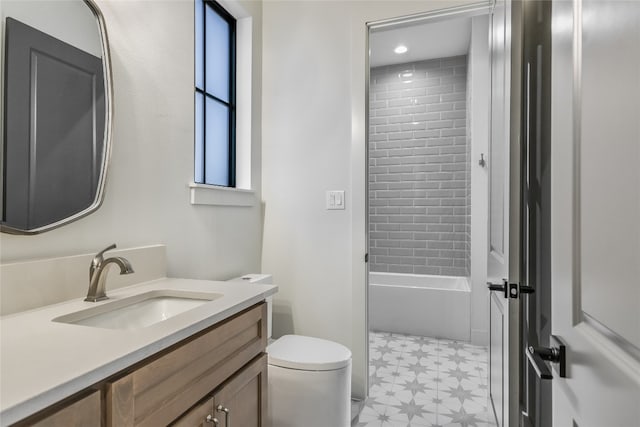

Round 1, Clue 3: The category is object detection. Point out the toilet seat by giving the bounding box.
[267,335,351,371]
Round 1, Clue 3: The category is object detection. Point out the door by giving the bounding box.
[520,1,552,426]
[213,354,268,427]
[173,355,268,427]
[172,398,216,427]
[550,0,640,426]
[487,0,524,426]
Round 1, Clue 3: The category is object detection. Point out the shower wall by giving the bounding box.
[369,55,470,276]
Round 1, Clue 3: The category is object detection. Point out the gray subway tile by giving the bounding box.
[387,182,415,190]
[375,124,402,133]
[441,128,466,137]
[428,241,454,249]
[375,140,403,150]
[428,258,454,267]
[370,247,388,256]
[414,215,441,224]
[442,92,466,102]
[388,98,414,107]
[388,265,414,274]
[414,199,441,206]
[413,164,442,173]
[375,91,402,100]
[400,105,427,115]
[427,120,454,130]
[413,112,441,122]
[370,264,389,272]
[389,232,413,240]
[370,215,389,223]
[415,95,442,105]
[387,115,415,124]
[370,232,389,240]
[440,180,467,189]
[414,249,441,258]
[414,266,442,275]
[426,68,454,78]
[441,110,467,120]
[375,207,401,215]
[414,232,441,240]
[399,223,427,231]
[376,107,403,117]
[388,199,415,206]
[369,54,469,274]
[389,248,414,256]
[426,103,454,112]
[414,182,441,190]
[413,131,442,141]
[426,224,454,232]
[427,85,454,95]
[388,215,415,223]
[389,131,415,141]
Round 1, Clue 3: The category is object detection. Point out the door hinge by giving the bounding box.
[364,253,369,263]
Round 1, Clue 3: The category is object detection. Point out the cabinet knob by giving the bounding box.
[205,414,220,425]
[216,404,230,427]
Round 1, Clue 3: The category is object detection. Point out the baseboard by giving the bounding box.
[471,328,488,346]
[351,399,364,426]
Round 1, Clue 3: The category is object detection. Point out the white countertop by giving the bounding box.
[0,278,277,426]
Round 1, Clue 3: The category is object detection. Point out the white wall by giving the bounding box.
[261,0,487,399]
[469,14,491,346]
[0,1,263,303]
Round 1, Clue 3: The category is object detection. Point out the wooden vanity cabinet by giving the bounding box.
[106,302,268,427]
[173,353,268,427]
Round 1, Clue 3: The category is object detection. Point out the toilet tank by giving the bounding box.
[226,274,273,338]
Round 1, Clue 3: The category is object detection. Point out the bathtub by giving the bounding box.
[369,272,471,341]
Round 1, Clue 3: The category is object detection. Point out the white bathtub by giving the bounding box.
[369,272,471,341]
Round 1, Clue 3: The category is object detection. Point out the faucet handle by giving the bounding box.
[92,243,117,269]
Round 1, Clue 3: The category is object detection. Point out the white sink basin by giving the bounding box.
[53,290,222,330]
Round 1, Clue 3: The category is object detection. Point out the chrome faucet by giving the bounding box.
[85,244,134,302]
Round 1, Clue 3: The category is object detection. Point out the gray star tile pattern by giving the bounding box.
[355,332,497,427]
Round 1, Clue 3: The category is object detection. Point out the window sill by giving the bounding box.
[189,183,255,207]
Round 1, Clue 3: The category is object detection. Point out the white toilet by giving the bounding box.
[227,274,352,427]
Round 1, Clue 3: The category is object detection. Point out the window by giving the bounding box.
[195,0,236,187]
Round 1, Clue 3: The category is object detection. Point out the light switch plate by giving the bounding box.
[326,190,345,210]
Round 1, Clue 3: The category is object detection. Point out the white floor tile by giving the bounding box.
[364,333,491,427]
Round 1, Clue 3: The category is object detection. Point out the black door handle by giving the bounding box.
[487,279,508,298]
[487,280,535,299]
[526,335,566,380]
[520,285,535,294]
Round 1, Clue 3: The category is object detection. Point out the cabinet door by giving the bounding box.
[213,354,268,427]
[172,398,215,427]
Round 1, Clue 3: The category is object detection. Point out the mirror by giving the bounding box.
[0,0,112,234]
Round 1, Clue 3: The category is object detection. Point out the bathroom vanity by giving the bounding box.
[0,278,277,426]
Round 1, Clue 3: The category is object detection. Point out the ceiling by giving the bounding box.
[370,17,472,68]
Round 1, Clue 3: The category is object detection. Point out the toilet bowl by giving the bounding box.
[227,275,352,427]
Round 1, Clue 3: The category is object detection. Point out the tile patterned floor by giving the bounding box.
[356,332,497,427]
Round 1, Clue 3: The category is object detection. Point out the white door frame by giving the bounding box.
[363,0,496,397]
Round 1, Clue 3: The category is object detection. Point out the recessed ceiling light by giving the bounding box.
[394,45,408,54]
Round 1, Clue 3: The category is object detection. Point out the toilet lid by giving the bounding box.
[267,335,352,371]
